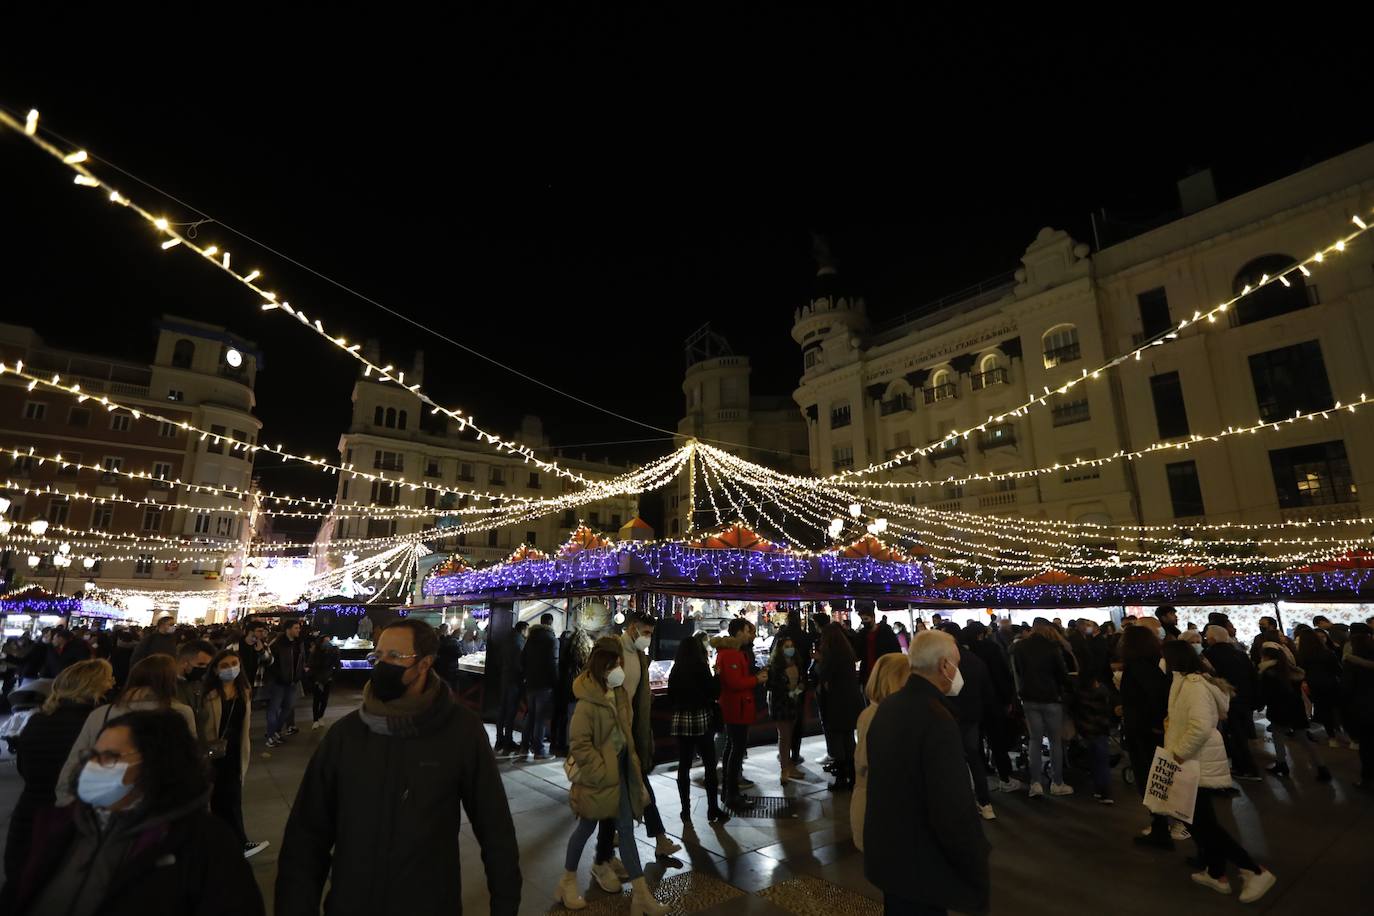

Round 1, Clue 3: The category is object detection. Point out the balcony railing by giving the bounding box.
[830,412,852,429]
[879,395,913,416]
[1051,399,1091,426]
[978,491,1017,509]
[714,408,745,422]
[979,426,1016,450]
[832,457,854,471]
[971,368,1008,390]
[927,440,965,461]
[923,383,958,405]
[1043,342,1082,367]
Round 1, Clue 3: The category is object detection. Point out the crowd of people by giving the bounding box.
[0,603,1370,914]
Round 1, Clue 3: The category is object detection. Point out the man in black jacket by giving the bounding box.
[129,613,178,667]
[1011,619,1073,798]
[854,603,902,687]
[1203,624,1260,780]
[493,621,527,756]
[264,620,306,749]
[865,630,990,914]
[277,618,521,915]
[964,622,1022,792]
[945,624,998,820]
[1154,605,1181,639]
[519,613,559,759]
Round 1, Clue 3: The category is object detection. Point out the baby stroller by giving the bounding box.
[1,679,52,756]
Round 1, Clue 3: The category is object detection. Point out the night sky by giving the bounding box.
[3,22,1369,539]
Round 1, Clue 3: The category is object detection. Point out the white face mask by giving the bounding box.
[633,635,651,652]
[945,664,964,697]
[1191,643,1204,656]
[606,667,626,689]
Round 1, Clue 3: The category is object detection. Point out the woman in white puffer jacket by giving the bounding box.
[1162,641,1276,904]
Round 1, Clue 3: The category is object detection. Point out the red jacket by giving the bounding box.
[711,635,757,726]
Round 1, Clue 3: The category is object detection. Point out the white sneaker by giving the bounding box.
[1049,783,1075,797]
[1190,871,1231,895]
[1170,823,1192,841]
[1028,783,1044,798]
[312,720,323,730]
[243,840,270,859]
[977,804,996,820]
[818,754,834,765]
[590,861,621,893]
[1238,868,1276,903]
[997,777,1025,793]
[654,834,682,857]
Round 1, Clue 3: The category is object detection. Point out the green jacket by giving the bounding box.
[568,672,647,822]
[622,634,655,769]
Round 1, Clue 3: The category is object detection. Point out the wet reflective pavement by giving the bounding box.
[2,691,1370,914]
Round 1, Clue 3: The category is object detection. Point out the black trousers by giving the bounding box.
[1192,788,1260,879]
[789,698,807,761]
[311,681,332,722]
[960,722,991,806]
[677,733,719,813]
[1222,701,1257,774]
[1127,732,1170,835]
[883,895,946,915]
[722,723,750,800]
[210,756,247,845]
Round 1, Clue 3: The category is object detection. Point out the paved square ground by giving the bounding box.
[3,689,1371,914]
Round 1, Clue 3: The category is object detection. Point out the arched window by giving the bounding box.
[925,368,956,404]
[1232,254,1312,326]
[171,339,195,369]
[374,406,384,426]
[397,410,408,430]
[1042,324,1080,368]
[385,407,397,428]
[974,352,1007,390]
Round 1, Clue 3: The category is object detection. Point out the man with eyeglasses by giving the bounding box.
[277,618,521,915]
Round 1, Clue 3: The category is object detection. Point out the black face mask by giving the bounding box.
[188,665,209,682]
[370,661,410,702]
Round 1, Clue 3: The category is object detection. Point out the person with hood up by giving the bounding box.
[555,636,670,915]
[1,708,264,915]
[1161,641,1276,904]
[1257,644,1330,782]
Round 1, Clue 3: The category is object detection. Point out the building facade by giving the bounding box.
[673,326,810,538]
[0,316,261,609]
[792,144,1374,558]
[324,351,640,565]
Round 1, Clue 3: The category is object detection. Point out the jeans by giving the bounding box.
[264,681,297,739]
[311,681,332,722]
[1191,788,1260,880]
[1022,701,1064,787]
[677,733,719,814]
[1086,734,1111,796]
[1223,702,1257,774]
[960,722,991,806]
[567,752,643,880]
[1272,727,1325,770]
[496,681,523,747]
[523,687,553,755]
[722,723,750,800]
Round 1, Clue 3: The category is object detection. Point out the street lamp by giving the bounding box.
[82,557,95,569]
[28,519,48,537]
[26,554,39,568]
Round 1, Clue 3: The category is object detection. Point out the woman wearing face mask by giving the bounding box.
[1161,640,1277,903]
[6,660,114,884]
[0,709,265,915]
[767,636,805,784]
[199,648,269,858]
[557,636,669,915]
[54,654,197,808]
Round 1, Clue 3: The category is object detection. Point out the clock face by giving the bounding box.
[225,348,243,368]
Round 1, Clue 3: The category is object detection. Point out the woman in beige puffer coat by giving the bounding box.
[1162,641,1276,904]
[556,636,668,915]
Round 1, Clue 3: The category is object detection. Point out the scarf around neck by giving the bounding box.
[359,673,447,737]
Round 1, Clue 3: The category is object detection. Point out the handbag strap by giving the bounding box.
[217,696,237,741]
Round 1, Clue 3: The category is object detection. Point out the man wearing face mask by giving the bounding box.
[864,630,990,915]
[174,639,215,718]
[2,709,264,915]
[277,618,521,915]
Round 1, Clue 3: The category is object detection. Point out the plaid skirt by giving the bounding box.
[671,708,713,737]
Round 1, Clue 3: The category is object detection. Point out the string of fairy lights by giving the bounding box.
[2,105,1371,604]
[0,108,600,490]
